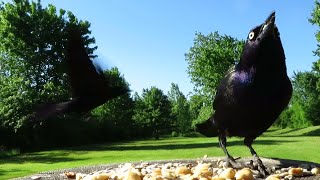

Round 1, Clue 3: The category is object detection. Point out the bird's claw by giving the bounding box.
[225,156,243,169]
[253,155,269,177]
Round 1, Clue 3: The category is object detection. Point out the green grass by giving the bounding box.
[1,126,320,179]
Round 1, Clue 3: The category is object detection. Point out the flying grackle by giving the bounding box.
[32,27,129,121]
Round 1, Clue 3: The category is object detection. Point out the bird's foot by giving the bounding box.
[251,155,269,177]
[225,156,243,169]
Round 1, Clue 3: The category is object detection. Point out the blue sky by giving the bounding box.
[20,1,320,95]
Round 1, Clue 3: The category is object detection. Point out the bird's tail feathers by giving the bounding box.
[195,116,219,137]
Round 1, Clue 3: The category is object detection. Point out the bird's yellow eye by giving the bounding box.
[249,32,255,40]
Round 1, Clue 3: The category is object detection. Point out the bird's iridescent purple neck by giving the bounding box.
[233,67,255,83]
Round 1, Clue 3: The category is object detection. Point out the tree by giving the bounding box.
[0,0,97,149]
[0,0,96,89]
[309,1,320,94]
[91,67,134,140]
[168,83,192,135]
[291,72,319,125]
[185,31,245,104]
[133,87,172,139]
[310,0,320,70]
[275,101,311,128]
[188,93,204,121]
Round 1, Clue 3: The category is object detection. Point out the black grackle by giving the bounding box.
[196,11,292,176]
[33,28,129,121]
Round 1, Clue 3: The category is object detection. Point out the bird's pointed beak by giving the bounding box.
[258,11,276,40]
[265,11,275,25]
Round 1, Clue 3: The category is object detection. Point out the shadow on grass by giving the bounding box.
[135,139,198,145]
[279,128,304,135]
[264,126,320,137]
[0,151,88,164]
[302,128,320,136]
[0,168,32,179]
[0,168,28,177]
[0,139,295,164]
[265,128,280,133]
[70,139,294,152]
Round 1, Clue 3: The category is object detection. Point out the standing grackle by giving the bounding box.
[196,11,292,176]
[33,28,129,121]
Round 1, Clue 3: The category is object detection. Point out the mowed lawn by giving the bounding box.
[1,126,320,179]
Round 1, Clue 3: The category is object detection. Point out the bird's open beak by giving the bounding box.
[258,11,276,40]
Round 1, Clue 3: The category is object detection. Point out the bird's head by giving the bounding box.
[240,11,286,70]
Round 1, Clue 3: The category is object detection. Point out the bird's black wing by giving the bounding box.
[67,28,109,97]
[31,28,129,122]
[212,65,238,110]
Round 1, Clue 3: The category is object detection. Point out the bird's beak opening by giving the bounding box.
[258,11,276,40]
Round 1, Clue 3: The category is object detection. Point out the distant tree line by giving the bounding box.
[1,0,320,152]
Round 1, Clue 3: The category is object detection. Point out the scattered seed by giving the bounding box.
[219,168,236,179]
[65,171,76,179]
[235,168,254,180]
[64,161,320,180]
[288,167,303,177]
[311,167,320,175]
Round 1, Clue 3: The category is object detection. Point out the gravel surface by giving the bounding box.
[12,157,320,180]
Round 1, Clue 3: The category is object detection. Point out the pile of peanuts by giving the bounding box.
[61,161,320,180]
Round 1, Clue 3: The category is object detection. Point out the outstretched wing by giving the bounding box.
[66,28,109,97]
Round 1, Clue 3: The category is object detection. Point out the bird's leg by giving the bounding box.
[244,138,268,176]
[219,135,242,169]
